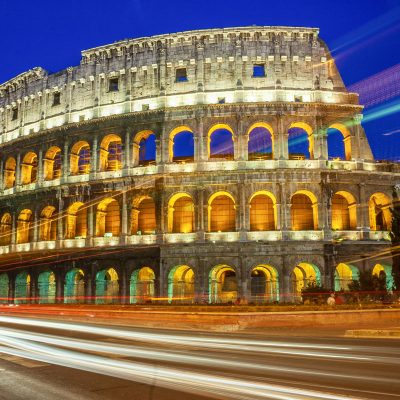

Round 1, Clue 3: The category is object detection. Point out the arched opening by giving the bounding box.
[209,265,237,303]
[0,273,9,304]
[334,263,359,291]
[95,267,119,304]
[132,197,156,235]
[247,123,273,160]
[331,191,357,230]
[168,193,195,233]
[369,193,392,231]
[38,271,56,304]
[64,268,85,304]
[290,263,321,302]
[4,157,16,188]
[130,267,155,304]
[15,272,31,304]
[208,124,234,160]
[99,134,122,171]
[65,202,87,239]
[250,265,279,303]
[168,265,195,303]
[170,126,194,163]
[372,264,393,291]
[39,206,57,241]
[21,152,38,184]
[291,191,318,230]
[328,123,351,161]
[70,141,90,175]
[43,146,62,180]
[134,130,156,166]
[96,198,120,237]
[0,213,12,246]
[208,192,236,232]
[288,122,314,160]
[16,209,33,244]
[249,191,276,231]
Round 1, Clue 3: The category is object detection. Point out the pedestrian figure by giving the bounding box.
[327,293,336,306]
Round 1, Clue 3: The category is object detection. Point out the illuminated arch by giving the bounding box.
[331,191,357,230]
[96,198,120,237]
[15,271,31,304]
[291,190,318,230]
[250,265,279,303]
[21,152,38,184]
[209,264,237,303]
[70,141,90,175]
[0,273,9,304]
[208,191,236,232]
[328,123,352,161]
[169,126,194,163]
[247,122,274,160]
[249,191,277,231]
[208,123,234,160]
[0,213,12,246]
[131,196,156,235]
[4,157,16,189]
[130,267,155,304]
[290,263,321,301]
[39,206,57,241]
[133,130,156,167]
[288,122,314,160]
[334,263,359,291]
[38,271,56,304]
[16,209,33,244]
[65,202,87,239]
[167,193,195,233]
[95,267,119,304]
[168,265,195,303]
[99,134,122,171]
[64,268,85,304]
[372,264,393,290]
[369,193,392,231]
[43,146,62,181]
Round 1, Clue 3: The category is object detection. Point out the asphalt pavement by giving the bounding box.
[0,315,399,400]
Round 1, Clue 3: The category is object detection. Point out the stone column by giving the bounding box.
[197,119,207,162]
[62,141,69,180]
[121,193,128,243]
[55,270,65,304]
[273,133,280,160]
[91,136,98,173]
[132,142,140,167]
[242,133,249,161]
[119,268,128,304]
[30,272,38,304]
[278,116,288,160]
[124,129,131,169]
[16,153,21,186]
[155,139,162,164]
[37,149,44,184]
[57,192,64,241]
[33,209,39,242]
[0,159,4,191]
[11,212,17,245]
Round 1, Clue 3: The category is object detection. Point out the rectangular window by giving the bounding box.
[252,64,265,78]
[294,95,303,102]
[218,97,226,104]
[175,68,188,82]
[52,92,61,106]
[108,77,119,92]
[11,108,18,121]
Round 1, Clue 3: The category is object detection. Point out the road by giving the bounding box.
[0,315,399,400]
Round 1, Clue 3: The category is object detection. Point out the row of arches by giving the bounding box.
[0,191,392,245]
[3,122,353,188]
[0,262,391,305]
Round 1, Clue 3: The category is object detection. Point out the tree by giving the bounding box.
[390,186,400,291]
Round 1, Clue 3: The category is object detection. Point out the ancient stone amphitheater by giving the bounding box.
[0,26,398,305]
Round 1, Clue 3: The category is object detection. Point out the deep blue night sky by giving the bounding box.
[1,0,399,160]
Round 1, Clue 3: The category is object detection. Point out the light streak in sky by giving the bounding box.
[382,128,400,136]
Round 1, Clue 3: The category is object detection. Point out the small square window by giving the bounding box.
[142,104,149,111]
[253,64,265,78]
[52,92,61,106]
[294,96,303,102]
[218,97,226,104]
[11,108,18,121]
[108,77,119,92]
[175,68,188,82]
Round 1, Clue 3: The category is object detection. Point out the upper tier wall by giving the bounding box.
[0,26,358,145]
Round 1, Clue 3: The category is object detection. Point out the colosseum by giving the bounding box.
[0,26,398,305]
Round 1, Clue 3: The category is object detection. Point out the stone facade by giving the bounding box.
[0,26,398,305]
